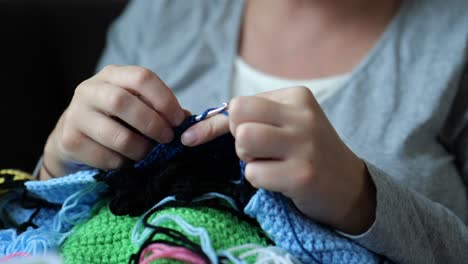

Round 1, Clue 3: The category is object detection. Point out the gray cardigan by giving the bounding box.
[96,0,468,263]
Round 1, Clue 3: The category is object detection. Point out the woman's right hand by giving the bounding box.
[40,65,186,179]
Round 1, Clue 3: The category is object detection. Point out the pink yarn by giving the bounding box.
[140,243,206,264]
[0,252,31,261]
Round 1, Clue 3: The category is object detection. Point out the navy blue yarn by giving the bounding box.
[197,107,219,121]
[220,109,229,117]
[95,114,256,217]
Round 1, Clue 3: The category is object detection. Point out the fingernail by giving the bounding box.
[181,130,196,146]
[161,128,174,143]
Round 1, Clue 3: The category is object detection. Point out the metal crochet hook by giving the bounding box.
[195,102,228,121]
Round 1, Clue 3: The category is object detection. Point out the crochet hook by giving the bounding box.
[195,102,229,121]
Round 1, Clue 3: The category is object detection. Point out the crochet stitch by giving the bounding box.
[0,108,386,263]
[95,116,256,217]
[244,190,386,264]
[0,169,34,196]
[60,201,270,264]
[0,170,103,257]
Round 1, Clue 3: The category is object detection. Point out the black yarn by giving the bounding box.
[95,117,257,217]
[141,199,274,247]
[0,189,59,234]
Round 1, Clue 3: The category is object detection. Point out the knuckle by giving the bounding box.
[159,98,174,113]
[60,129,82,153]
[294,162,315,187]
[293,86,316,106]
[293,86,313,97]
[203,120,216,139]
[131,67,155,87]
[301,109,316,124]
[244,165,260,188]
[142,117,158,135]
[235,123,254,145]
[106,155,126,170]
[229,96,247,118]
[110,129,133,153]
[235,140,252,162]
[108,90,130,112]
[236,147,251,162]
[74,80,90,97]
[101,64,118,75]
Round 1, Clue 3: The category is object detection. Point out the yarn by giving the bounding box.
[0,106,385,263]
[95,116,256,217]
[0,170,102,257]
[0,169,34,196]
[142,214,218,262]
[0,251,30,262]
[132,194,258,247]
[221,244,302,264]
[138,243,206,264]
[131,225,210,264]
[60,201,271,264]
[244,190,384,264]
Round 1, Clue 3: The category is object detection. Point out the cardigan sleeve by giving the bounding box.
[95,0,153,71]
[342,63,468,264]
[348,161,468,264]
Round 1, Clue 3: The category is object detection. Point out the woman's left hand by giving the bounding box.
[181,87,376,235]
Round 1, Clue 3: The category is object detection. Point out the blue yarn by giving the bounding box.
[53,182,105,232]
[0,170,101,257]
[198,107,219,120]
[132,195,178,245]
[244,189,383,264]
[132,192,239,246]
[0,105,385,262]
[192,192,239,211]
[279,194,320,264]
[219,109,229,117]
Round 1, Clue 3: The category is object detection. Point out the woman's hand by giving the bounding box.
[182,87,376,234]
[41,65,186,179]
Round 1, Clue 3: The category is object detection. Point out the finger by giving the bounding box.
[98,65,185,126]
[255,86,318,106]
[59,130,130,170]
[181,114,229,146]
[86,81,174,143]
[228,96,293,133]
[75,109,153,161]
[235,122,292,161]
[183,108,192,117]
[244,159,313,196]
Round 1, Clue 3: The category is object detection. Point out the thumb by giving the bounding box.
[181,114,229,147]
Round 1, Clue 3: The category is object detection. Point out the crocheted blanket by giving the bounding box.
[0,114,385,264]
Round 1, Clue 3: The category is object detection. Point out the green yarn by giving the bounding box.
[60,201,138,264]
[60,201,270,264]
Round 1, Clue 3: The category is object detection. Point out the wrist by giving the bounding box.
[41,135,68,179]
[336,159,376,235]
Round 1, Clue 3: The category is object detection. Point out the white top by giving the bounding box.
[231,57,350,103]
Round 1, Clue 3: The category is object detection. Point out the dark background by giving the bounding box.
[0,0,128,172]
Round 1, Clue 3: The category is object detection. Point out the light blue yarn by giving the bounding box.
[0,170,101,257]
[53,182,105,232]
[191,192,238,211]
[132,192,239,246]
[244,189,383,264]
[131,195,177,246]
[131,193,243,264]
[217,250,248,264]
